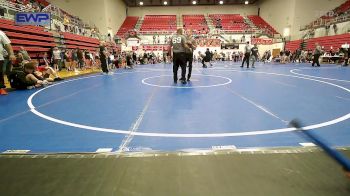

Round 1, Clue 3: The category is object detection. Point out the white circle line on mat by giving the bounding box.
[141,74,232,88]
[290,68,350,83]
[27,69,350,138]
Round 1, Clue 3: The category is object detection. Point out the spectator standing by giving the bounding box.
[0,30,16,95]
[312,43,322,67]
[185,30,197,81]
[52,47,61,71]
[325,22,330,36]
[333,24,338,35]
[99,42,109,74]
[250,43,259,68]
[343,48,349,66]
[153,35,156,44]
[77,48,85,70]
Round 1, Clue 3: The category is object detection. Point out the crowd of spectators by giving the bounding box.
[9,0,46,12]
[274,44,349,66]
[304,0,350,33]
[46,5,101,38]
[0,29,127,95]
[1,0,102,39]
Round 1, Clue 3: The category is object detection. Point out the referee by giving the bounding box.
[312,43,322,67]
[185,30,197,81]
[170,28,190,84]
[241,41,251,68]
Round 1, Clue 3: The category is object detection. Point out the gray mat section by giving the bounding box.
[0,150,349,196]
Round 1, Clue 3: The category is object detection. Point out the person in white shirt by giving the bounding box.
[240,41,251,68]
[52,47,61,71]
[0,30,16,95]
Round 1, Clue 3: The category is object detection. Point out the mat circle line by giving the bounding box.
[27,69,350,138]
[141,74,232,88]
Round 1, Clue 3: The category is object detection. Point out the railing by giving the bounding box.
[0,0,35,16]
[42,4,90,29]
[300,12,350,31]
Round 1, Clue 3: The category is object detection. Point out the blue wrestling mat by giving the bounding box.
[0,62,349,153]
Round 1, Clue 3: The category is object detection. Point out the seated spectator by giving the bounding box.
[13,53,29,70]
[9,61,52,90]
[38,55,63,81]
[18,46,31,61]
[273,55,281,62]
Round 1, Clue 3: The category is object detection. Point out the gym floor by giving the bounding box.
[0,62,349,195]
[0,61,349,153]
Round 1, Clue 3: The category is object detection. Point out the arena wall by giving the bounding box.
[259,0,346,40]
[127,4,258,16]
[49,0,126,35]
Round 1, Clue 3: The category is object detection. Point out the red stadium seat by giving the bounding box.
[209,14,248,32]
[140,15,177,33]
[285,40,302,51]
[117,16,139,37]
[305,33,350,51]
[183,15,209,34]
[247,15,279,35]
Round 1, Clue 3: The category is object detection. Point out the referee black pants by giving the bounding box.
[312,54,320,67]
[242,53,250,68]
[186,53,193,79]
[0,61,5,89]
[101,58,108,73]
[173,52,186,82]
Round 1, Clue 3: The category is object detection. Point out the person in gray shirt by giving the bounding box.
[170,28,189,84]
[312,43,322,67]
[185,30,197,81]
[241,41,251,68]
[250,43,259,68]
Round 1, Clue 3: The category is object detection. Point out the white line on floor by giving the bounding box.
[117,87,158,152]
[335,96,350,101]
[226,88,288,124]
[299,143,316,147]
[290,69,350,83]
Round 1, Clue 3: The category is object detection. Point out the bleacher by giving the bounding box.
[285,40,302,51]
[303,0,350,31]
[0,18,55,57]
[247,15,279,35]
[142,44,170,51]
[0,17,104,59]
[116,16,139,38]
[182,15,209,34]
[335,0,350,14]
[209,14,249,32]
[140,15,177,34]
[61,32,100,51]
[305,33,350,51]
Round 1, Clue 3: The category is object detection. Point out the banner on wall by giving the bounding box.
[221,43,239,49]
[127,38,140,47]
[251,38,273,45]
[196,39,221,47]
[141,45,170,51]
[15,12,51,26]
